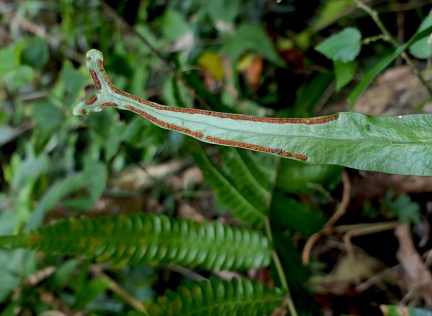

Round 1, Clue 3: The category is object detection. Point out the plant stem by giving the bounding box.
[264,218,298,316]
[353,0,432,97]
[91,265,150,315]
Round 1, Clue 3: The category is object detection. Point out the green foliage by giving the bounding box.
[409,15,432,59]
[315,27,362,62]
[0,44,35,90]
[271,192,327,235]
[188,140,269,227]
[19,36,50,69]
[1,213,272,271]
[27,158,108,230]
[334,60,356,91]
[315,28,361,90]
[201,0,241,25]
[2,0,432,314]
[223,23,285,66]
[145,277,286,316]
[275,159,341,193]
[348,24,432,106]
[157,9,192,42]
[382,190,421,224]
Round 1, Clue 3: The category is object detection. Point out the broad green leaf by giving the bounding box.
[74,49,432,177]
[409,15,432,59]
[348,24,432,106]
[334,60,355,91]
[315,28,361,62]
[223,24,285,66]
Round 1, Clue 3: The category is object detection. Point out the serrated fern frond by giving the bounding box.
[145,277,286,316]
[0,214,271,270]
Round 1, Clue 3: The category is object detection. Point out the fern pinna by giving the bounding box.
[0,213,271,271]
[144,277,286,316]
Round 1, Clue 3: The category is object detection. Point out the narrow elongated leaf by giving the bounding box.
[1,213,271,271]
[236,149,278,192]
[145,277,286,316]
[271,192,327,234]
[218,147,270,210]
[73,50,432,176]
[188,139,267,227]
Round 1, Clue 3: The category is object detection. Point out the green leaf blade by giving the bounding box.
[409,15,432,59]
[334,60,356,91]
[74,49,432,176]
[188,140,267,227]
[315,27,361,62]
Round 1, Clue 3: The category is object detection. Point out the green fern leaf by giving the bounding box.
[218,147,271,210]
[188,139,267,227]
[0,214,271,270]
[235,149,278,193]
[145,277,286,316]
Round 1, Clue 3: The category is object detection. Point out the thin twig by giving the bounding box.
[91,265,150,315]
[302,170,351,264]
[353,0,432,97]
[99,1,211,110]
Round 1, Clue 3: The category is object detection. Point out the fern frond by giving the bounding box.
[236,149,279,192]
[188,140,267,228]
[0,214,271,270]
[145,277,286,316]
[218,147,270,210]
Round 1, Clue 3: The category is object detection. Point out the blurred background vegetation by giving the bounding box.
[1,0,432,315]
